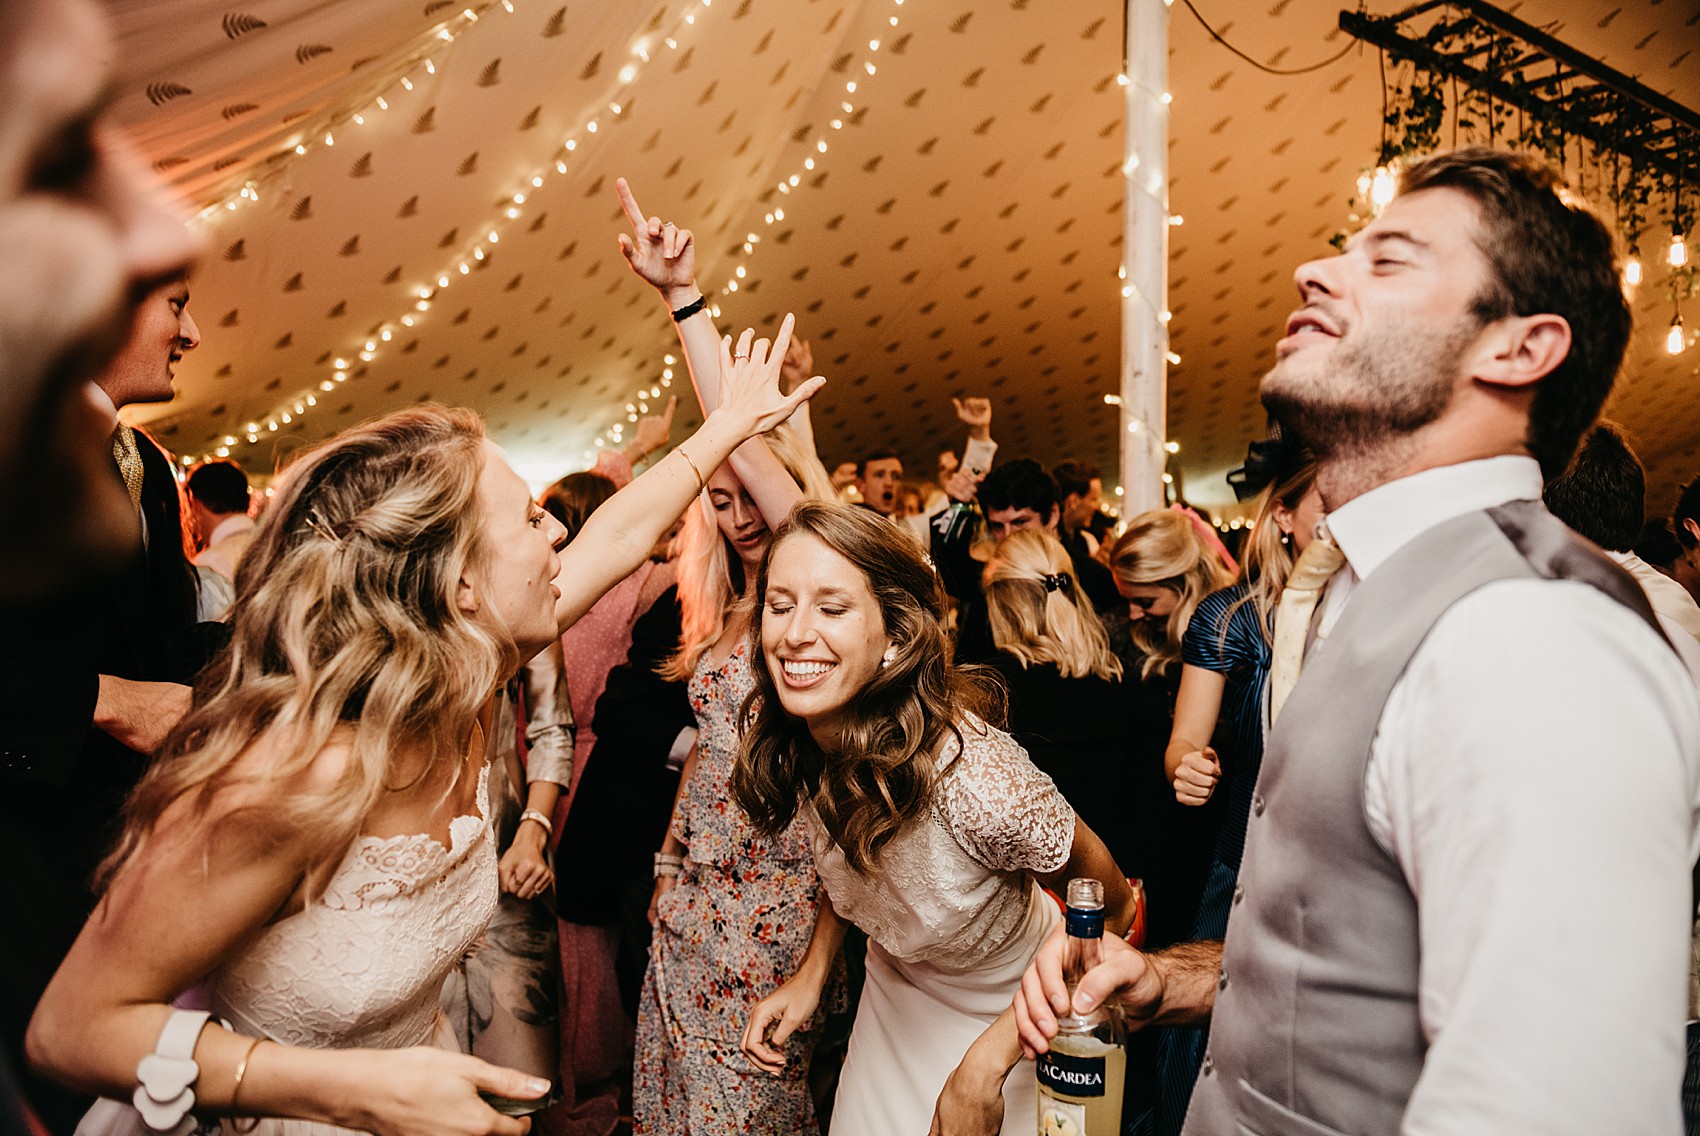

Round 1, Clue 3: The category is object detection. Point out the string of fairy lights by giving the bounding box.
[185,0,726,466]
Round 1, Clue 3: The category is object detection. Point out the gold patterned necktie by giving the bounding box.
[1268,527,1347,726]
[112,423,145,517]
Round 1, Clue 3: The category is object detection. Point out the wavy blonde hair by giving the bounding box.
[983,530,1121,681]
[98,407,512,889]
[1109,510,1231,678]
[662,423,832,681]
[731,502,1004,873]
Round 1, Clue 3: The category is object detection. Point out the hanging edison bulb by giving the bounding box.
[1670,229,1689,268]
[1669,314,1686,356]
[1624,253,1643,287]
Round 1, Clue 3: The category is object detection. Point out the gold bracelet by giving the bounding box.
[229,1036,266,1134]
[674,447,705,494]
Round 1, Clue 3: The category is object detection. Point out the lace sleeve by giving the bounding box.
[935,721,1075,875]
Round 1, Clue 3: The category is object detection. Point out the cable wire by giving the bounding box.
[1178,0,1359,76]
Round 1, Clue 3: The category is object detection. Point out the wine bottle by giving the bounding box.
[1036,878,1127,1136]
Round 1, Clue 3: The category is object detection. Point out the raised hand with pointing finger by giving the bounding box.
[615,177,699,308]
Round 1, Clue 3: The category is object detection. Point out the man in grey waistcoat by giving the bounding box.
[996,148,1700,1135]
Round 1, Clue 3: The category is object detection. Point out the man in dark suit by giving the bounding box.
[0,275,204,1132]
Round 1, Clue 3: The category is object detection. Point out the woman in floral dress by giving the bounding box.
[626,306,838,1131]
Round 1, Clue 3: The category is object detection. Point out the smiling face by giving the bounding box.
[708,463,771,570]
[465,440,567,660]
[96,276,200,408]
[1262,187,1495,460]
[0,0,201,584]
[761,532,891,748]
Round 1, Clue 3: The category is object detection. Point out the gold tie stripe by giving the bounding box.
[113,424,145,517]
[1268,529,1346,726]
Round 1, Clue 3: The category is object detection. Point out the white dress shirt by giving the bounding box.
[1316,455,1700,1136]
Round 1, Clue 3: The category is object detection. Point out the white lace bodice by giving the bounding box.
[210,763,498,1049]
[806,718,1074,970]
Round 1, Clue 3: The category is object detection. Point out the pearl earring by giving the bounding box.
[881,645,897,668]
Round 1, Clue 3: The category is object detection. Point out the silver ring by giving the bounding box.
[662,221,676,229]
[733,353,750,361]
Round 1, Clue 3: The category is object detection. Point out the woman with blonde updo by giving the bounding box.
[28,332,820,1136]
[980,531,1144,871]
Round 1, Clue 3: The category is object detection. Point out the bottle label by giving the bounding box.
[1037,1050,1106,1098]
[1038,1096,1086,1135]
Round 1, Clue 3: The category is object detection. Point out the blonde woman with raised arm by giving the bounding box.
[26,340,820,1136]
[616,178,841,1136]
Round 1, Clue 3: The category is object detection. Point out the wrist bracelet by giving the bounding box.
[228,1037,265,1134]
[654,862,681,879]
[519,808,554,838]
[670,294,708,322]
[674,447,705,494]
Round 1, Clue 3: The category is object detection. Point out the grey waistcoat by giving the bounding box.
[1181,500,1663,1136]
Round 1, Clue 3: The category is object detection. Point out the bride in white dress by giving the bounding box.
[26,337,822,1135]
[730,503,1137,1135]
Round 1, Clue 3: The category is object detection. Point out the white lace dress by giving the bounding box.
[808,718,1075,1136]
[207,763,499,1134]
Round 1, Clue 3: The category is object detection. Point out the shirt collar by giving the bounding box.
[1323,455,1544,582]
[209,514,255,545]
[88,383,120,431]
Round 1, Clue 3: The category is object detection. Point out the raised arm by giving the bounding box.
[615,177,819,527]
[27,749,545,1135]
[553,319,824,632]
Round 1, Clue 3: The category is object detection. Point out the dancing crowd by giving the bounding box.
[4,3,1700,1136]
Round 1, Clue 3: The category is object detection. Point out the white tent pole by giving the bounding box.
[1119,0,1171,513]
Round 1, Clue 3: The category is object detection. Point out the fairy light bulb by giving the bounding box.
[1370,166,1396,209]
[1671,230,1688,268]
[1669,314,1686,355]
[1624,255,1643,287]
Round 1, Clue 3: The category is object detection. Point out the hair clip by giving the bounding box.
[302,510,342,544]
[1042,572,1073,594]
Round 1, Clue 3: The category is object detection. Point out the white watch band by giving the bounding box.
[132,1009,213,1135]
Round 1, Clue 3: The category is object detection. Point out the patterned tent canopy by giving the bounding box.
[109,0,1699,509]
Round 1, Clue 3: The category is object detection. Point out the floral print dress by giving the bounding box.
[633,641,834,1135]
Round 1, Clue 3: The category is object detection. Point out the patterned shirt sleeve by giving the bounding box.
[936,721,1076,875]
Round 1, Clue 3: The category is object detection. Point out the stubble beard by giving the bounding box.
[1260,318,1473,467]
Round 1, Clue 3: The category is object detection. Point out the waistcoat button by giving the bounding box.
[1201,1054,1214,1076]
[1252,794,1266,816]
[1232,882,1244,905]
[1217,969,1229,991]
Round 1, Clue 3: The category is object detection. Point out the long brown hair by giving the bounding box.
[731,502,1002,873]
[99,407,510,890]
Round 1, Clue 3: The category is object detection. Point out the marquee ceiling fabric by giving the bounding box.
[108,0,1700,509]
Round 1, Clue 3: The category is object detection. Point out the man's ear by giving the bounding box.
[1045,505,1060,533]
[1683,517,1700,545]
[1470,313,1572,391]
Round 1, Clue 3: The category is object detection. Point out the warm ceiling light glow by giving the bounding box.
[1624,257,1643,286]
[1669,316,1687,355]
[1671,232,1689,268]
